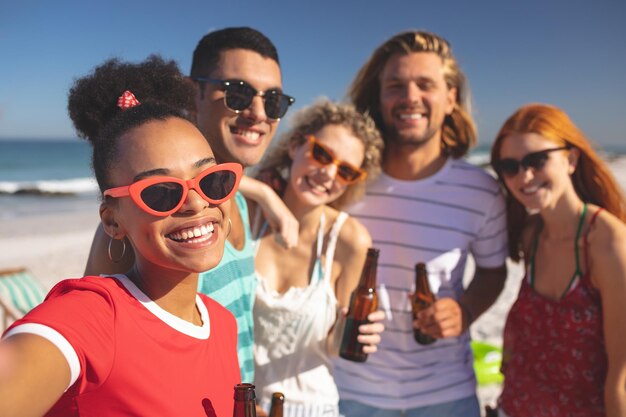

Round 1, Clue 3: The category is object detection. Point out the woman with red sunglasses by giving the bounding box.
[490,103,626,417]
[0,56,242,417]
[244,100,385,416]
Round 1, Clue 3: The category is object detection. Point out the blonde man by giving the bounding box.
[334,30,508,417]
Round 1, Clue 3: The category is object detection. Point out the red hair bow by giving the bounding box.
[117,90,140,110]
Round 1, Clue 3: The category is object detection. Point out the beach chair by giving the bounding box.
[0,267,47,332]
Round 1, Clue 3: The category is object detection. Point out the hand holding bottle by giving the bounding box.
[339,248,381,362]
[355,310,385,353]
[414,297,467,339]
[330,307,385,357]
[411,263,436,345]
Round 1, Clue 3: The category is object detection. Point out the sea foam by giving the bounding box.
[0,177,98,195]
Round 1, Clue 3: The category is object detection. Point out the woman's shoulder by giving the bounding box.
[584,204,626,291]
[334,210,372,254]
[586,204,626,251]
[48,275,124,300]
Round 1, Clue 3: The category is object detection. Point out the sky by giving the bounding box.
[1,0,625,148]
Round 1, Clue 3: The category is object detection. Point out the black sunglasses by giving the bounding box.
[493,147,569,178]
[194,77,295,120]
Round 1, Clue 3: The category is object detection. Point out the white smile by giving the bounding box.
[521,183,543,195]
[398,113,424,120]
[167,222,215,242]
[305,176,330,195]
[231,127,262,143]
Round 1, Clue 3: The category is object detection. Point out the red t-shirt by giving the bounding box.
[7,275,240,417]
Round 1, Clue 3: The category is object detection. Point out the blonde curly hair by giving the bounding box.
[257,99,383,209]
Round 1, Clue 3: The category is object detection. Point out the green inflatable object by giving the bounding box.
[471,340,504,385]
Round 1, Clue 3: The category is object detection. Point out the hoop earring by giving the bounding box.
[108,237,127,263]
[226,218,233,239]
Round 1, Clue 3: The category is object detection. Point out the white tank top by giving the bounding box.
[253,211,348,417]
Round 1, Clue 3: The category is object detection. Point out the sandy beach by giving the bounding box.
[0,197,101,287]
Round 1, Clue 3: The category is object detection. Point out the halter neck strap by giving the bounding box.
[529,202,587,296]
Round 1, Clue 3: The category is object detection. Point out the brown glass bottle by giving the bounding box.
[233,383,257,417]
[339,247,379,362]
[411,262,436,345]
[268,392,284,417]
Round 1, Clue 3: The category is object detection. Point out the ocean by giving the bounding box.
[0,140,98,220]
[0,140,95,193]
[2,139,626,219]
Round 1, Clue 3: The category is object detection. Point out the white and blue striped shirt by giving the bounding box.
[333,158,507,409]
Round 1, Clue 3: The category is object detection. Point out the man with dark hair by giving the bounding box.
[190,27,280,82]
[333,30,508,417]
[189,26,295,385]
[190,27,289,169]
[84,27,295,386]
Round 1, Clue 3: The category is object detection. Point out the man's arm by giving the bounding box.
[238,176,298,249]
[458,264,507,331]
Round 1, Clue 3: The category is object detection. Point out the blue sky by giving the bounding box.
[1,0,625,147]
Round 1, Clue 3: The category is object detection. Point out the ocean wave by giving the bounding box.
[0,177,98,196]
[467,153,490,167]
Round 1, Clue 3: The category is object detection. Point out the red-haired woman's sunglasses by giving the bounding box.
[492,147,569,178]
[306,135,367,184]
[103,163,242,216]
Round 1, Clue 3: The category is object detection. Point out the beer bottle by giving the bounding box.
[268,392,284,417]
[233,383,257,417]
[411,262,436,345]
[339,247,379,362]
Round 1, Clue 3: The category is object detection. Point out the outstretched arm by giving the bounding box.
[0,334,69,417]
[238,176,298,249]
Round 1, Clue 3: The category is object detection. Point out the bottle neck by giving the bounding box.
[414,264,432,295]
[233,384,257,417]
[415,276,432,294]
[268,399,284,417]
[358,249,379,289]
[234,387,255,402]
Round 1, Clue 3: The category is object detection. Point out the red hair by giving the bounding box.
[491,103,626,261]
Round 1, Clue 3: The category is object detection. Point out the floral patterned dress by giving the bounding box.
[500,205,606,417]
